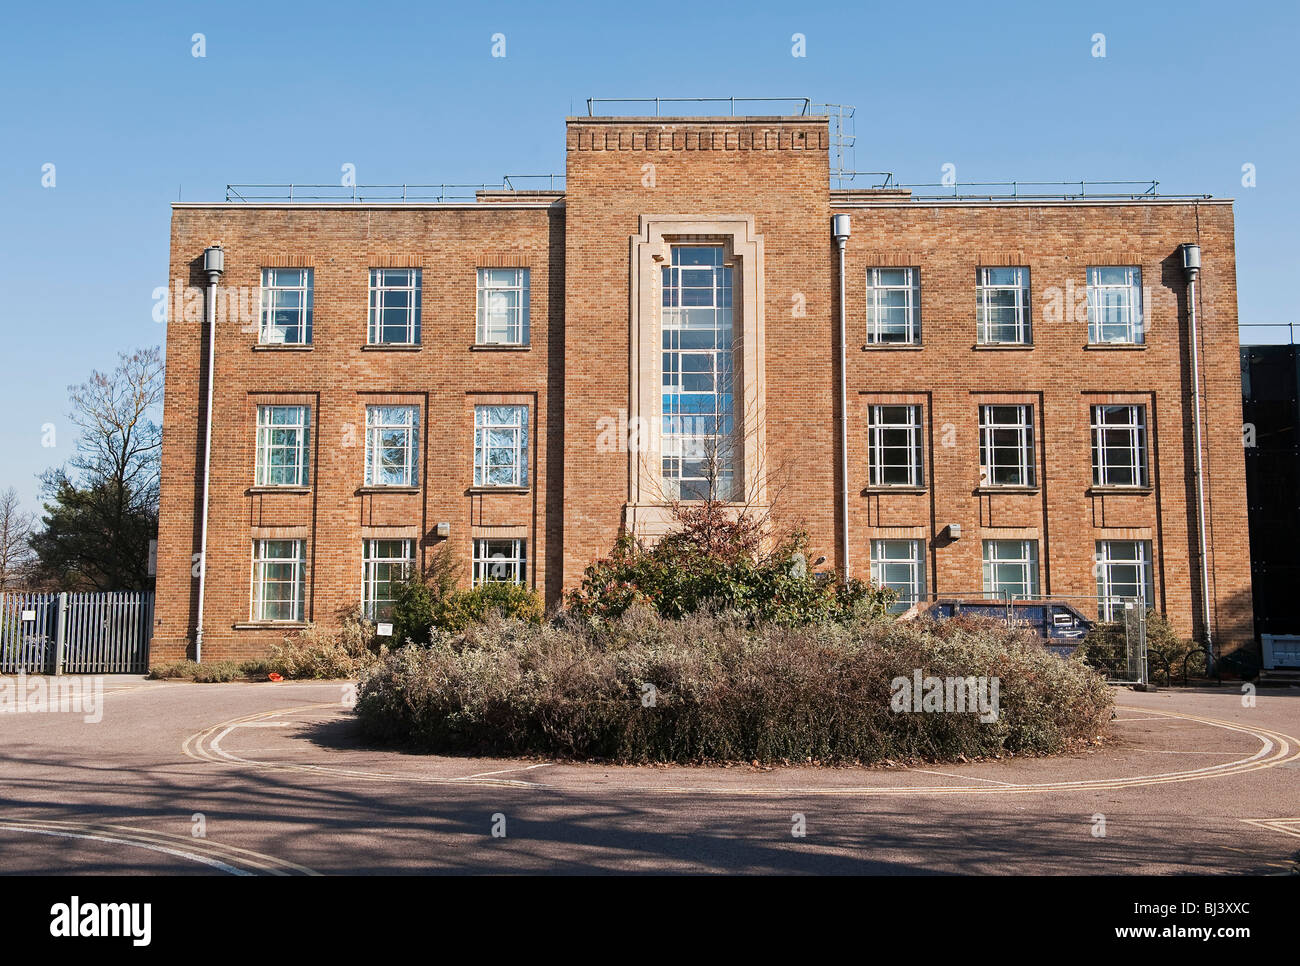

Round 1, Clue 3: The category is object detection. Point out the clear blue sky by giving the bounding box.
[1,0,1296,519]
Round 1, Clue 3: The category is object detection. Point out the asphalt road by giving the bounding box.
[1,678,1298,874]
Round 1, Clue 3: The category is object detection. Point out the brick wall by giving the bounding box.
[154,205,562,661]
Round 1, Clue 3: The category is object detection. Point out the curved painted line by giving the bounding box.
[183,703,1300,797]
[0,824,251,875]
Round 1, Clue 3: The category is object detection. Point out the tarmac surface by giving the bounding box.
[2,678,1298,874]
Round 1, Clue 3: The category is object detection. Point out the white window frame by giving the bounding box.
[368,268,422,345]
[472,538,526,586]
[254,405,310,487]
[1095,540,1154,621]
[982,540,1040,600]
[871,539,926,612]
[474,405,529,488]
[867,404,923,487]
[251,539,305,622]
[364,405,420,487]
[476,268,530,346]
[979,404,1035,487]
[361,538,414,620]
[259,268,313,345]
[1091,404,1148,487]
[660,245,738,502]
[1087,266,1144,344]
[976,267,1031,345]
[865,267,921,345]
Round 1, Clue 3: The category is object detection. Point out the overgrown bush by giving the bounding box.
[355,611,1113,764]
[243,608,383,680]
[565,503,895,624]
[149,609,383,682]
[148,659,244,683]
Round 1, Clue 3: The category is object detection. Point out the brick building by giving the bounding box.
[152,110,1254,663]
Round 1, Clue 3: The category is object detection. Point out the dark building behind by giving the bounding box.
[1241,343,1300,641]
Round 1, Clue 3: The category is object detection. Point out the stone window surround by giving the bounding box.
[625,215,768,539]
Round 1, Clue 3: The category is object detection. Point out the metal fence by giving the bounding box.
[0,591,154,675]
[896,592,1148,687]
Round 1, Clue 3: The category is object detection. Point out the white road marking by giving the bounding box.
[908,769,1014,786]
[0,825,251,875]
[454,763,554,781]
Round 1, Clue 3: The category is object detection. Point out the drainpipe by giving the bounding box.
[1181,242,1214,668]
[195,244,224,663]
[832,214,852,580]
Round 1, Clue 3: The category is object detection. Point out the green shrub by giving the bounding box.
[389,545,459,644]
[435,582,545,632]
[565,504,895,625]
[389,546,544,640]
[390,571,442,646]
[355,611,1113,764]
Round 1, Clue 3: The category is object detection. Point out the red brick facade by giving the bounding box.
[153,115,1253,662]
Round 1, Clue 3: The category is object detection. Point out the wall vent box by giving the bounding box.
[435,522,450,537]
[946,524,962,539]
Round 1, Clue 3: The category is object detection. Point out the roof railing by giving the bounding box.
[1239,322,1300,346]
[585,96,814,117]
[224,176,565,203]
[833,171,896,188]
[882,179,1208,201]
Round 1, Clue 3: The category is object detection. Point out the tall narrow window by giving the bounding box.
[865,267,921,345]
[661,246,737,501]
[362,539,413,620]
[871,539,926,612]
[979,405,1035,487]
[365,406,419,487]
[255,405,310,486]
[867,405,923,486]
[472,538,526,586]
[976,267,1031,344]
[252,539,305,622]
[368,268,421,345]
[982,540,1039,600]
[1087,266,1144,344]
[474,405,529,487]
[476,268,530,345]
[1095,540,1154,621]
[259,268,313,345]
[1091,405,1148,487]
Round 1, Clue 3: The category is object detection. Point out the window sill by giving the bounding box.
[975,486,1039,495]
[470,344,531,352]
[233,622,308,630]
[246,486,311,494]
[467,486,530,494]
[862,343,923,351]
[1083,343,1146,351]
[972,343,1034,351]
[361,344,422,351]
[253,344,313,351]
[862,486,927,495]
[1088,486,1153,496]
[356,486,420,494]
